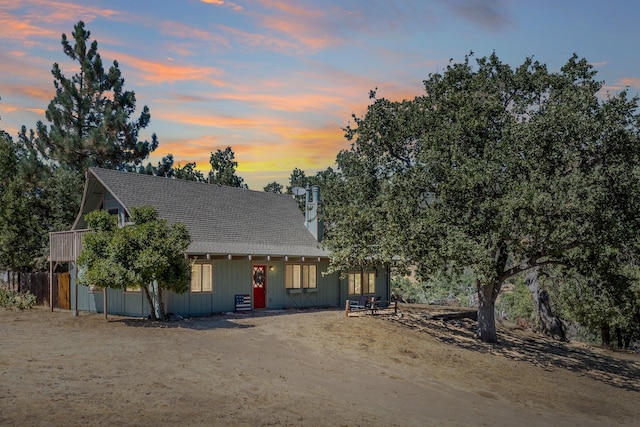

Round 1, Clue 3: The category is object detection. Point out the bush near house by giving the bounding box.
[0,286,37,310]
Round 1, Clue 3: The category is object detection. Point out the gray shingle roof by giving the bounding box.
[76,167,327,258]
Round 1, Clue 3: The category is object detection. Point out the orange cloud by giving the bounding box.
[34,1,121,24]
[619,78,640,89]
[216,24,300,53]
[25,107,46,115]
[154,108,273,130]
[0,2,121,42]
[257,0,322,18]
[145,111,348,189]
[0,10,56,40]
[260,16,332,51]
[0,84,54,103]
[154,135,223,160]
[102,50,227,86]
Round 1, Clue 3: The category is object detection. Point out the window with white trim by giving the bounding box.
[191,264,212,292]
[285,264,317,289]
[348,271,375,295]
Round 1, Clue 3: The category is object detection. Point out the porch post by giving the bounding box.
[72,261,79,317]
[49,260,54,312]
[103,288,108,320]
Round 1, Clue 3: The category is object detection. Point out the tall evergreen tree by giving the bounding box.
[35,21,157,173]
[0,130,44,272]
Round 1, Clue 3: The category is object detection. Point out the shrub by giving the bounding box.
[392,269,476,307]
[498,279,533,323]
[0,287,37,310]
[392,276,429,304]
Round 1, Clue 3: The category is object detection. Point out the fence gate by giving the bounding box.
[58,272,70,310]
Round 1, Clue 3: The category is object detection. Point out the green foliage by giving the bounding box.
[553,263,640,346]
[140,154,206,182]
[2,21,161,272]
[78,206,191,319]
[173,162,206,182]
[286,167,307,194]
[34,21,157,173]
[498,279,534,323]
[324,52,640,342]
[283,166,340,214]
[393,270,476,306]
[391,276,429,304]
[0,287,37,310]
[0,131,48,271]
[263,181,283,193]
[425,270,477,307]
[209,146,247,188]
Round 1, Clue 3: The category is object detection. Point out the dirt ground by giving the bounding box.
[1,305,639,426]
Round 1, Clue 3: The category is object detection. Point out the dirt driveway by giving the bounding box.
[1,306,639,426]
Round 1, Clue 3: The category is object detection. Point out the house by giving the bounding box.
[49,167,390,317]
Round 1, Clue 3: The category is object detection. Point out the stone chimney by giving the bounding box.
[305,184,323,242]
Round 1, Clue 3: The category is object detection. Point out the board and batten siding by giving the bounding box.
[271,260,342,309]
[69,258,380,316]
[167,259,253,316]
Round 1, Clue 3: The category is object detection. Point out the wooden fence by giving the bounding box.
[3,272,70,309]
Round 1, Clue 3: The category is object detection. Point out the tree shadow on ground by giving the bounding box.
[388,310,640,392]
[113,307,334,330]
[117,316,256,330]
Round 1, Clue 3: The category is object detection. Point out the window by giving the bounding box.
[191,264,212,292]
[285,264,317,289]
[348,271,375,295]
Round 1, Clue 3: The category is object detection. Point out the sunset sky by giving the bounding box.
[2,0,640,189]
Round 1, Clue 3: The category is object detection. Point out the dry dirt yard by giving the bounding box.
[1,305,639,426]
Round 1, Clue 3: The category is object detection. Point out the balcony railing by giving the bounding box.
[49,229,90,262]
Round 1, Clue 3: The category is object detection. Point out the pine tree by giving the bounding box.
[35,21,157,172]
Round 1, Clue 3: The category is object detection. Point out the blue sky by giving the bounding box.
[1,0,639,189]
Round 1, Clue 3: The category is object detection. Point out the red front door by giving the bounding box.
[252,265,266,309]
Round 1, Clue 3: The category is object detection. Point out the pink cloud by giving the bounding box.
[0,84,54,103]
[201,0,242,11]
[0,10,57,41]
[102,50,227,86]
[159,21,230,49]
[619,77,640,89]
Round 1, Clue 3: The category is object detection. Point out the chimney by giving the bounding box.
[305,184,323,242]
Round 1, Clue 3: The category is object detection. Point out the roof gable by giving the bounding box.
[75,167,327,258]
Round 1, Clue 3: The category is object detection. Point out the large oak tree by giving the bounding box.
[323,53,640,342]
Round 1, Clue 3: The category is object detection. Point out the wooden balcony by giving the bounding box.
[49,229,90,262]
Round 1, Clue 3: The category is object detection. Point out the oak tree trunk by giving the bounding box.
[477,282,498,343]
[615,327,623,349]
[601,323,611,348]
[525,268,566,341]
